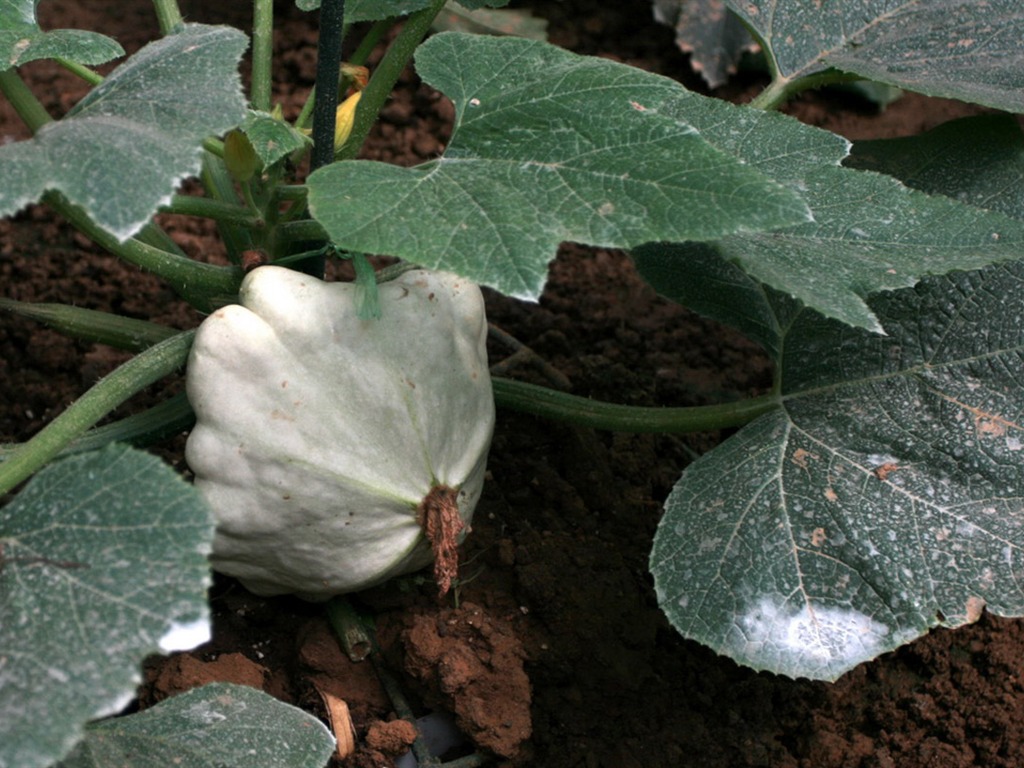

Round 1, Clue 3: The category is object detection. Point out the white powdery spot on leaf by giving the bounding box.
[736,596,890,676]
[159,616,212,653]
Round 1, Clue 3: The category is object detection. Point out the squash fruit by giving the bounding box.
[185,266,494,600]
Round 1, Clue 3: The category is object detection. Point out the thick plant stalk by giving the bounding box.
[47,192,242,312]
[0,331,195,495]
[0,392,195,463]
[0,299,177,351]
[492,378,779,433]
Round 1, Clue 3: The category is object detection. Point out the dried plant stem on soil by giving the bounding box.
[325,595,373,662]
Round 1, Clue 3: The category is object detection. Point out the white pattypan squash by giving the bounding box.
[185,266,494,600]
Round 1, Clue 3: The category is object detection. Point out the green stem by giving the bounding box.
[0,68,52,132]
[162,194,263,228]
[0,299,177,352]
[335,0,446,160]
[0,392,196,463]
[45,192,242,312]
[277,217,329,246]
[349,18,392,67]
[251,0,274,113]
[201,150,254,263]
[152,0,184,35]
[492,378,778,433]
[748,69,865,111]
[55,58,104,87]
[0,330,195,495]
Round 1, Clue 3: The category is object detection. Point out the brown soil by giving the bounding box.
[4,1,1024,767]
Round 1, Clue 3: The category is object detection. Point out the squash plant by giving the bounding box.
[1,0,1024,764]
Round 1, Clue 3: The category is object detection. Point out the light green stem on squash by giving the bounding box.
[0,331,195,495]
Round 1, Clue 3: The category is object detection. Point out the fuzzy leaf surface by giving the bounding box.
[432,3,546,39]
[651,259,1024,681]
[308,32,811,300]
[847,114,1024,221]
[57,684,336,768]
[0,24,247,240]
[0,445,214,768]
[728,0,1024,111]
[0,0,123,69]
[642,96,1024,332]
[240,110,310,168]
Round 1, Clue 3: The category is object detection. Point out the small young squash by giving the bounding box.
[185,266,494,600]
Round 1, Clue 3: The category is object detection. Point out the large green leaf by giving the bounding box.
[57,684,336,768]
[847,114,1024,221]
[651,259,1024,681]
[0,0,123,69]
[727,0,1024,112]
[0,24,247,241]
[639,99,1024,332]
[0,444,214,768]
[308,32,811,300]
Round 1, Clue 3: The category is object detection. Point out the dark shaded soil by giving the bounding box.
[4,1,1024,767]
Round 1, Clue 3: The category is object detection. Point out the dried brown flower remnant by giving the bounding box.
[418,484,464,597]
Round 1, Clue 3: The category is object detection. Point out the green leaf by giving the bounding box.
[57,684,336,768]
[0,444,214,768]
[0,24,247,241]
[240,109,310,169]
[652,0,757,89]
[641,95,1024,332]
[651,259,1024,681]
[728,0,1024,111]
[432,2,546,39]
[308,32,811,300]
[710,164,1024,332]
[0,0,123,69]
[633,242,783,358]
[847,114,1024,221]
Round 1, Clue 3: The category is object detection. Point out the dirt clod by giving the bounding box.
[383,602,532,759]
[364,719,418,755]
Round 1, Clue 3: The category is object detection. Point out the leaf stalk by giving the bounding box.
[492,378,778,433]
[0,331,195,495]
